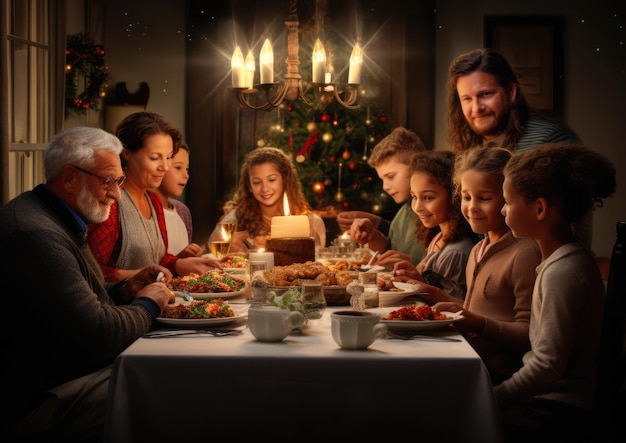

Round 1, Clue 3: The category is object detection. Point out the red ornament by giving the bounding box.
[321,112,330,122]
[287,103,294,112]
[342,201,350,209]
[329,155,336,163]
[349,162,357,170]
[379,114,388,123]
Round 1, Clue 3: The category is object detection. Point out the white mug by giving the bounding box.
[247,306,305,342]
[331,310,388,350]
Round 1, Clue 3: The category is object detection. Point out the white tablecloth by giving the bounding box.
[104,305,502,441]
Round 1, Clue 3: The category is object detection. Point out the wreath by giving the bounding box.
[65,32,110,115]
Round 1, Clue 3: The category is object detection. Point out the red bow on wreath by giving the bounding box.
[297,130,318,160]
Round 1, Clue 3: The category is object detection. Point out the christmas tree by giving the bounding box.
[254,98,394,215]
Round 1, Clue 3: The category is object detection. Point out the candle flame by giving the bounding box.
[257,248,265,253]
[282,193,291,216]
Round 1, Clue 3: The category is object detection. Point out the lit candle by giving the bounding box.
[271,215,310,238]
[244,50,255,89]
[231,46,245,88]
[270,194,311,238]
[260,39,274,84]
[248,248,275,270]
[348,41,363,85]
[312,39,326,84]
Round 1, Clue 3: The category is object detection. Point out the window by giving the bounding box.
[2,0,60,201]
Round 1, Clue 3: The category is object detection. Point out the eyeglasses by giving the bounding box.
[71,165,126,189]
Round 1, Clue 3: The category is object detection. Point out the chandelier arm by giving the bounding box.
[235,88,278,111]
[264,83,291,108]
[332,85,360,110]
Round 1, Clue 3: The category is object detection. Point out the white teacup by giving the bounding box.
[247,306,305,342]
[331,310,388,350]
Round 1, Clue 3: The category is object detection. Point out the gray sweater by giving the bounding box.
[494,242,605,411]
[0,184,155,423]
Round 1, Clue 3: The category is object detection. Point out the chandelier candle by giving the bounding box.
[260,39,274,84]
[231,47,245,88]
[244,51,255,89]
[312,39,326,83]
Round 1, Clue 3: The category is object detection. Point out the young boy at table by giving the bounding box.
[495,143,615,442]
[345,126,428,267]
[391,150,475,299]
[208,147,326,252]
[155,142,203,258]
[395,147,542,384]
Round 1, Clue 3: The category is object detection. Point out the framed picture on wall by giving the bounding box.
[484,16,564,118]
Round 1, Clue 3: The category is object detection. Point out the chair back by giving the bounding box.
[594,221,625,436]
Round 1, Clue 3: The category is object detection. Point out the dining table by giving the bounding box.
[104,297,502,442]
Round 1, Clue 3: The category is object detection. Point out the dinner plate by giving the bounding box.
[174,289,245,300]
[379,282,424,307]
[155,312,247,328]
[371,307,464,332]
[358,265,385,273]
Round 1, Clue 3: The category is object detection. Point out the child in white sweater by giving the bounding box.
[495,143,616,442]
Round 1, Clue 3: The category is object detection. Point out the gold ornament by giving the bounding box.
[307,121,316,132]
[322,132,333,143]
[296,154,306,163]
[334,190,345,202]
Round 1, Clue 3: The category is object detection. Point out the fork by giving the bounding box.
[385,331,461,342]
[143,329,242,338]
[181,288,194,302]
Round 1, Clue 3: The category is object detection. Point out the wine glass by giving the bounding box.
[209,240,231,259]
[218,222,238,241]
[300,280,326,320]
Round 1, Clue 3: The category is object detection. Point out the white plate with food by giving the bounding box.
[155,313,246,328]
[372,306,464,332]
[156,303,247,328]
[379,282,424,307]
[174,289,245,300]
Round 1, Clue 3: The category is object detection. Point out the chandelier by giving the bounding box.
[230,0,363,111]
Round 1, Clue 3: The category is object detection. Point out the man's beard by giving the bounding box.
[76,183,111,224]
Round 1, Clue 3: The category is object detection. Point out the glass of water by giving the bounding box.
[300,280,326,320]
[359,272,379,308]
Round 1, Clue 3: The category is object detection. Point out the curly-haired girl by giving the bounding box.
[208,147,326,252]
